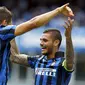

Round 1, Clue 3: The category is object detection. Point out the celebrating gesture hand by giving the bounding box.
[63,17,74,38]
[59,3,74,17]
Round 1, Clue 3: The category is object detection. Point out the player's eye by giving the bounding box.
[43,39,48,42]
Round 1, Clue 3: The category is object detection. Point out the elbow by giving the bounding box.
[30,16,41,28]
[10,56,14,62]
[66,63,73,70]
[30,22,37,28]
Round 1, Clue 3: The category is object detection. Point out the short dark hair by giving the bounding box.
[43,29,62,48]
[0,6,12,24]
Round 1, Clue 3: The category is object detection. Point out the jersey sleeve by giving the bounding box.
[62,59,74,72]
[27,56,38,69]
[0,25,16,40]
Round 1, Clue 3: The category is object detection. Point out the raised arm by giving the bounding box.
[10,39,29,66]
[63,17,74,70]
[15,3,74,36]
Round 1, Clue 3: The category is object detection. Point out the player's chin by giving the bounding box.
[41,50,47,55]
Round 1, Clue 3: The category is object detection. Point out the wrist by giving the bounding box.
[66,36,71,39]
[57,7,62,14]
[65,33,71,39]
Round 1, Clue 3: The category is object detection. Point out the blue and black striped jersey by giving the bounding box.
[28,52,73,85]
[0,25,16,84]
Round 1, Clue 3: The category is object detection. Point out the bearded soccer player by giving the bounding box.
[0,3,74,85]
[11,17,74,85]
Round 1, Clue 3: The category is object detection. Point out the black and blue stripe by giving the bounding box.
[28,52,72,85]
[0,25,16,85]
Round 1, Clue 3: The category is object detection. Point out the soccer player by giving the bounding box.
[11,17,74,85]
[0,3,74,85]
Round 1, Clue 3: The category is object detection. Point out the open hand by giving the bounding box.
[63,17,74,38]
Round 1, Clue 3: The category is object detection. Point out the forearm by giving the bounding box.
[10,54,29,66]
[66,37,74,70]
[10,39,29,66]
[15,8,60,36]
[31,8,60,27]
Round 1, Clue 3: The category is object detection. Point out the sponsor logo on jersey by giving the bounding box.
[35,68,56,77]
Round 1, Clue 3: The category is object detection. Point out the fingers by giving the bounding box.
[65,21,70,27]
[63,17,74,29]
[68,17,74,25]
[64,20,70,29]
[69,11,74,16]
[63,3,74,17]
[66,7,74,16]
[63,24,67,30]
[63,3,69,7]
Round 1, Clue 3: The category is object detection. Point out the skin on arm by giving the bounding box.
[10,3,74,67]
[10,39,29,66]
[14,3,74,36]
[63,17,74,70]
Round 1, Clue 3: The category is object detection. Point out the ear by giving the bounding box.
[54,40,60,47]
[1,20,7,26]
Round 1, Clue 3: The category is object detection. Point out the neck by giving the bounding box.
[47,53,55,59]
[47,48,58,59]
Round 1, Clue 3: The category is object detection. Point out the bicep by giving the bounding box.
[14,21,36,36]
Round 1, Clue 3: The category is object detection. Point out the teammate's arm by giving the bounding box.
[10,39,29,66]
[14,3,74,36]
[63,17,74,70]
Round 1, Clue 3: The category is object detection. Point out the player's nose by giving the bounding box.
[40,41,44,47]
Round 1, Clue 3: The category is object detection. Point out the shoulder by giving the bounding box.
[3,25,16,30]
[0,25,16,32]
[0,25,16,40]
[28,55,44,61]
[55,51,64,58]
[27,55,41,60]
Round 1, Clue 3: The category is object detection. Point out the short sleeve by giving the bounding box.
[27,56,38,69]
[0,25,16,40]
[62,59,74,72]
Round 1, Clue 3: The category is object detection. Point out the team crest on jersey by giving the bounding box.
[35,68,56,77]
